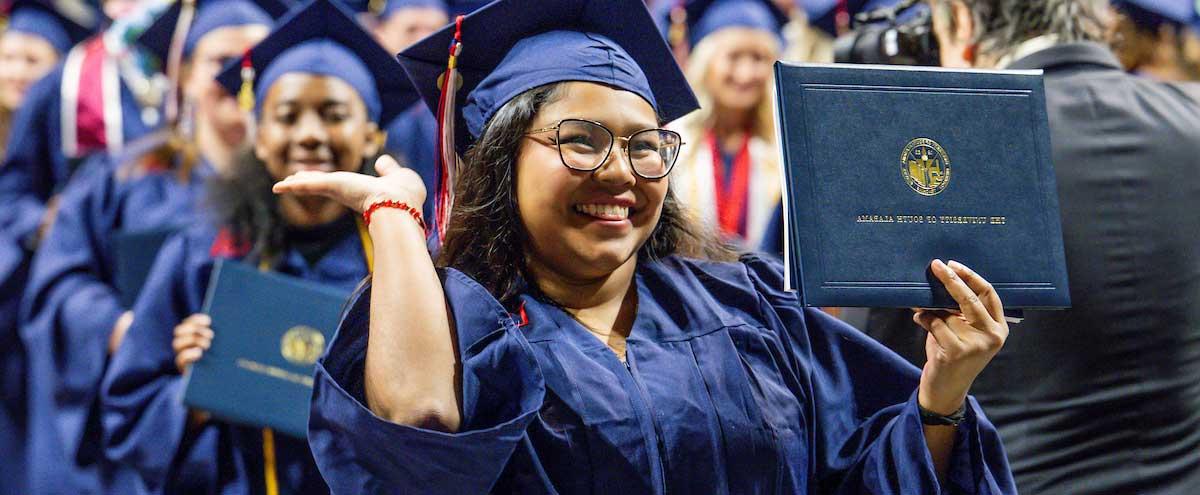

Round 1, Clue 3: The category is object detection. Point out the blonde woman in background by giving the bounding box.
[667,0,786,248]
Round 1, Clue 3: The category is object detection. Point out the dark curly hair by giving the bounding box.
[436,82,738,306]
[206,147,386,260]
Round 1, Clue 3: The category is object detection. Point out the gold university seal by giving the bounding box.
[900,138,951,196]
[280,326,325,366]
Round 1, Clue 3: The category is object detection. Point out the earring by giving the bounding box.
[178,98,196,141]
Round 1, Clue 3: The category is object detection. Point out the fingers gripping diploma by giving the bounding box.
[912,260,1010,415]
[174,313,214,375]
[175,313,214,426]
[271,155,428,213]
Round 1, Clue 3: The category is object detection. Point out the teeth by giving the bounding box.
[575,203,630,219]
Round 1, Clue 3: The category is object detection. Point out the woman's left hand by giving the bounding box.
[912,259,1009,415]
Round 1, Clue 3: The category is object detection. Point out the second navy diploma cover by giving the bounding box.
[182,259,351,438]
[774,63,1069,308]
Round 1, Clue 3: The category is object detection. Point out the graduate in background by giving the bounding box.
[775,0,836,63]
[0,3,163,413]
[371,0,446,221]
[276,0,1016,492]
[0,0,101,151]
[100,1,415,493]
[19,1,281,493]
[664,0,786,249]
[1109,0,1200,80]
[370,0,447,54]
[0,2,102,493]
[0,0,165,252]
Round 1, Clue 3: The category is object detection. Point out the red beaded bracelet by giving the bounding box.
[363,200,425,230]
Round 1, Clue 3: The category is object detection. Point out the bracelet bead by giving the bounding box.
[363,200,425,230]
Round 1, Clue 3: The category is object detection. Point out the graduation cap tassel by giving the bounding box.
[238,49,255,113]
[433,14,465,244]
[165,0,198,127]
[667,0,689,68]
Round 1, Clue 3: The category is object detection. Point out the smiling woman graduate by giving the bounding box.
[277,0,1017,493]
[98,0,416,493]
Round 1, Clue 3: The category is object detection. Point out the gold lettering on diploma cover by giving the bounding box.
[280,326,326,366]
[236,359,315,388]
[855,214,1007,225]
[901,138,951,196]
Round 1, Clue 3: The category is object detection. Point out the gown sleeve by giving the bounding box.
[18,159,123,463]
[308,268,545,494]
[739,254,1016,495]
[0,67,61,244]
[0,234,29,345]
[99,230,215,492]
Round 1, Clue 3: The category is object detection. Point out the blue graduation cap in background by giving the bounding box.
[396,0,697,240]
[136,0,292,64]
[3,0,104,53]
[381,0,446,19]
[445,0,487,15]
[1114,0,1199,28]
[802,0,898,37]
[215,0,418,124]
[661,0,788,50]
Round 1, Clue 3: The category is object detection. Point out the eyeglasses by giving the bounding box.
[525,118,684,179]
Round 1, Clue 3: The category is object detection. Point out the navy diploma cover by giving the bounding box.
[774,62,1069,308]
[182,259,351,438]
[114,227,179,308]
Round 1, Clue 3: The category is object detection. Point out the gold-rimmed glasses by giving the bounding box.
[525,118,684,179]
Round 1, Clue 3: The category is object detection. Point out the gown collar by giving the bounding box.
[516,256,747,346]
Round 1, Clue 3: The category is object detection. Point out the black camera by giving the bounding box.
[833,0,940,66]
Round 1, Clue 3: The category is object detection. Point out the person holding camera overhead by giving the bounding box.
[274,0,1017,492]
[859,1,1200,493]
[99,0,417,493]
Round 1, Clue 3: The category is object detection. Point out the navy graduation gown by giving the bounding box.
[19,139,210,494]
[384,102,438,218]
[0,235,30,495]
[101,223,366,495]
[0,61,155,247]
[310,254,1017,494]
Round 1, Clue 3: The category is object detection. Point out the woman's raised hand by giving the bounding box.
[912,260,1009,415]
[272,155,428,213]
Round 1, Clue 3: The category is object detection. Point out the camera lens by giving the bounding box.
[832,3,940,66]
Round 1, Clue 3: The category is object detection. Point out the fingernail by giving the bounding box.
[948,259,961,269]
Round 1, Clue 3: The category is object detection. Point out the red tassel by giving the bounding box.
[209,229,251,258]
[433,15,465,244]
[238,49,255,113]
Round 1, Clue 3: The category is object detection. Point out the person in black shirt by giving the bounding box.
[864,1,1200,493]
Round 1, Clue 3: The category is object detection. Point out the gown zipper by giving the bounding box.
[624,346,671,494]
